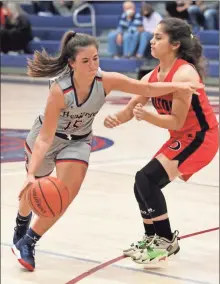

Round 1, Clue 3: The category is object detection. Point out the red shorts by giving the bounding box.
[153,127,219,181]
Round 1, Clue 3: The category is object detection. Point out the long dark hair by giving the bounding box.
[159,17,206,79]
[27,30,99,77]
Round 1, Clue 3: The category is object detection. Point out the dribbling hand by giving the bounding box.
[133,104,147,121]
[18,174,36,201]
[104,115,121,128]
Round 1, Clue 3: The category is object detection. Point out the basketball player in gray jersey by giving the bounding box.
[12,30,202,271]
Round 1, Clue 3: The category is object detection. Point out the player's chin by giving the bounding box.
[150,49,158,58]
[88,69,98,76]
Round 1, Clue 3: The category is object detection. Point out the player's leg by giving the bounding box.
[129,139,186,263]
[13,122,57,246]
[13,140,91,271]
[123,178,171,257]
[12,144,56,271]
[123,140,172,257]
[131,155,180,263]
[133,130,219,263]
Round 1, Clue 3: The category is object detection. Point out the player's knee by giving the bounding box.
[135,170,152,200]
[135,159,170,201]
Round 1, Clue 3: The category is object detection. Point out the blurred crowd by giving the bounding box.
[108,0,219,59]
[31,0,83,16]
[0,1,219,57]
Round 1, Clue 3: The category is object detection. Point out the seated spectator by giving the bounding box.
[108,1,142,58]
[32,1,58,16]
[0,3,33,54]
[188,1,219,31]
[165,0,191,21]
[136,2,162,59]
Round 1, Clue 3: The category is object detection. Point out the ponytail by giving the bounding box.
[178,34,206,79]
[27,30,76,77]
[27,30,98,78]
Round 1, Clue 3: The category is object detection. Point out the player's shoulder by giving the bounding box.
[49,81,62,94]
[49,72,66,85]
[141,69,155,82]
[173,63,200,82]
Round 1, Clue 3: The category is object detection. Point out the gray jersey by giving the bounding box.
[39,68,106,136]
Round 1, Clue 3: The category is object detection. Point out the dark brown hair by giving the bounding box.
[27,30,99,77]
[159,17,206,78]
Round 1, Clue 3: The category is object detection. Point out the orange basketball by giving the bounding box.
[27,177,70,218]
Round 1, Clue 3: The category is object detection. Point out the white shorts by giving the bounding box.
[24,117,92,177]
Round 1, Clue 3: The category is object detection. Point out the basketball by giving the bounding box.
[27,177,70,218]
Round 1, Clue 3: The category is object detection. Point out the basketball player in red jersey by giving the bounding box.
[104,17,219,264]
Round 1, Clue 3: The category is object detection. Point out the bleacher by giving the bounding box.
[1,1,219,80]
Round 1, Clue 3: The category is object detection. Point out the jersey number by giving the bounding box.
[63,120,83,130]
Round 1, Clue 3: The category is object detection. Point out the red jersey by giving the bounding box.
[149,59,218,136]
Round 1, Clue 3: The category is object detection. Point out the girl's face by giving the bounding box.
[150,24,179,59]
[69,45,99,78]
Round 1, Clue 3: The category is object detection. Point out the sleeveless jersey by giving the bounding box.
[149,59,218,136]
[39,68,106,136]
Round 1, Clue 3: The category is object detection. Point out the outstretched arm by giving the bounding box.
[104,71,152,128]
[133,65,200,130]
[102,71,203,98]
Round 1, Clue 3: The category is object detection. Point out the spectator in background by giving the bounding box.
[53,1,75,16]
[32,1,58,16]
[53,0,84,16]
[188,1,219,31]
[136,2,162,59]
[165,1,191,21]
[0,1,10,26]
[108,1,142,58]
[0,3,33,54]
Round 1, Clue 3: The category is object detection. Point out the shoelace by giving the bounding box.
[130,236,152,249]
[146,230,180,250]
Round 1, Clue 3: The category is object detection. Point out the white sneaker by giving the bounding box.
[133,231,180,264]
[123,235,153,257]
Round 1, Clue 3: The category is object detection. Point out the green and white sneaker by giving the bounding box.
[133,231,180,264]
[123,235,153,257]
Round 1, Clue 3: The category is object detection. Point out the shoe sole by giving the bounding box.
[11,246,35,272]
[134,253,168,264]
[123,251,136,257]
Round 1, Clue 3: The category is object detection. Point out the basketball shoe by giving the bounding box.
[123,234,154,257]
[12,235,35,271]
[13,212,32,245]
[133,230,180,264]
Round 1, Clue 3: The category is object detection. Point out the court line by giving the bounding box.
[0,244,213,284]
[2,227,218,284]
[65,227,219,284]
